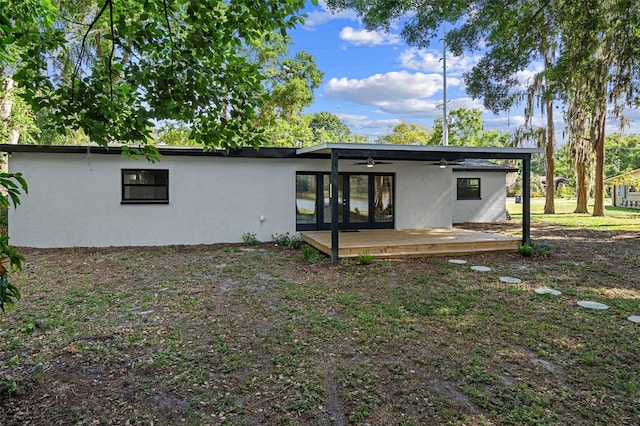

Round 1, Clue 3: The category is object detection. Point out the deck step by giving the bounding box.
[301,229,520,259]
[339,242,519,259]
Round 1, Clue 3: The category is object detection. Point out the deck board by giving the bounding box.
[300,228,520,259]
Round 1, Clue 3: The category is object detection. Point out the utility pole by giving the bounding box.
[442,23,448,146]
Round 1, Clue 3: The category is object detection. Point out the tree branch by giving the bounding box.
[72,0,111,98]
[163,0,176,64]
[109,0,115,101]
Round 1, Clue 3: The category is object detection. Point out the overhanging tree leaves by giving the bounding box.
[0,0,312,311]
[6,0,312,150]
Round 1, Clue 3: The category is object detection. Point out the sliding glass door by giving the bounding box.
[296,172,394,231]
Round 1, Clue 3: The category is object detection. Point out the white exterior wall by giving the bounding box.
[9,153,313,247]
[8,153,456,248]
[452,171,508,223]
[392,162,453,229]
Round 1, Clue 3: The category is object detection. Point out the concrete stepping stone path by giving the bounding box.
[449,263,631,323]
[577,301,609,310]
[499,276,522,284]
[534,288,562,296]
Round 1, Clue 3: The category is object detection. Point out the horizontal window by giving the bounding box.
[122,169,169,204]
[457,177,481,200]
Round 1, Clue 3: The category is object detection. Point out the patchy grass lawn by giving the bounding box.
[1,209,639,425]
[509,198,640,231]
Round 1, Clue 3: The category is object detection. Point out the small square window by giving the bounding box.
[457,178,481,200]
[122,169,169,204]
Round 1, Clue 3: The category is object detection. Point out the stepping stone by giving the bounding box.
[499,276,522,284]
[577,301,609,310]
[534,288,562,296]
[448,259,467,265]
[627,316,640,324]
[470,266,491,272]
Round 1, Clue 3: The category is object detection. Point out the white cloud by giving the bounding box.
[337,114,401,131]
[399,48,482,75]
[339,27,401,46]
[323,72,486,117]
[448,97,486,111]
[303,1,359,29]
[326,71,443,105]
[374,99,442,116]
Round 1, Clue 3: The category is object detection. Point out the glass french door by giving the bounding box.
[296,172,394,231]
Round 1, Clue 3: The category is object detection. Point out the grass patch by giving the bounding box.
[508,198,640,230]
[1,215,639,424]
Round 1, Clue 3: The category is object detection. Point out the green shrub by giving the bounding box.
[301,245,319,263]
[0,379,18,396]
[518,244,534,257]
[518,241,552,258]
[272,232,302,249]
[242,232,260,246]
[555,185,575,199]
[532,241,553,257]
[356,250,373,265]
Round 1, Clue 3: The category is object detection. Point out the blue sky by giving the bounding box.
[287,1,640,143]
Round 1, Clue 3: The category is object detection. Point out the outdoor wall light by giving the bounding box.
[439,159,447,169]
[367,157,375,168]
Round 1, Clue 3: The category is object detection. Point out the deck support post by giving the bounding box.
[522,156,531,246]
[330,149,339,261]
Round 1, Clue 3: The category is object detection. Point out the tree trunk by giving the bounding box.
[592,111,606,216]
[543,98,555,214]
[574,161,589,213]
[1,77,20,144]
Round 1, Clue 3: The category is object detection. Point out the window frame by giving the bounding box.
[121,169,169,204]
[456,177,481,200]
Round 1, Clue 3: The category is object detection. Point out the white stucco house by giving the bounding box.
[1,143,539,255]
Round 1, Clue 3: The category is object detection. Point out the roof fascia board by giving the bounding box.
[296,143,542,161]
[0,144,298,158]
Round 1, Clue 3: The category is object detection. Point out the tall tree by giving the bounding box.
[263,115,315,147]
[605,134,640,177]
[244,35,323,126]
[4,0,311,152]
[515,47,557,214]
[327,0,640,217]
[377,122,430,145]
[427,108,511,147]
[309,112,352,143]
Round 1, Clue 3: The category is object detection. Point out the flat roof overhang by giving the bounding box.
[296,142,542,161]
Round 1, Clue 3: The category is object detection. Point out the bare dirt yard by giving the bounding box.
[1,222,639,425]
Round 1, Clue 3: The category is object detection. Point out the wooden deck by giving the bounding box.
[300,228,520,259]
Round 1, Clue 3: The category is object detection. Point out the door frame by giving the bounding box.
[296,172,395,231]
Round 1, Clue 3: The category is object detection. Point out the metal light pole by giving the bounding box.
[442,23,448,146]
